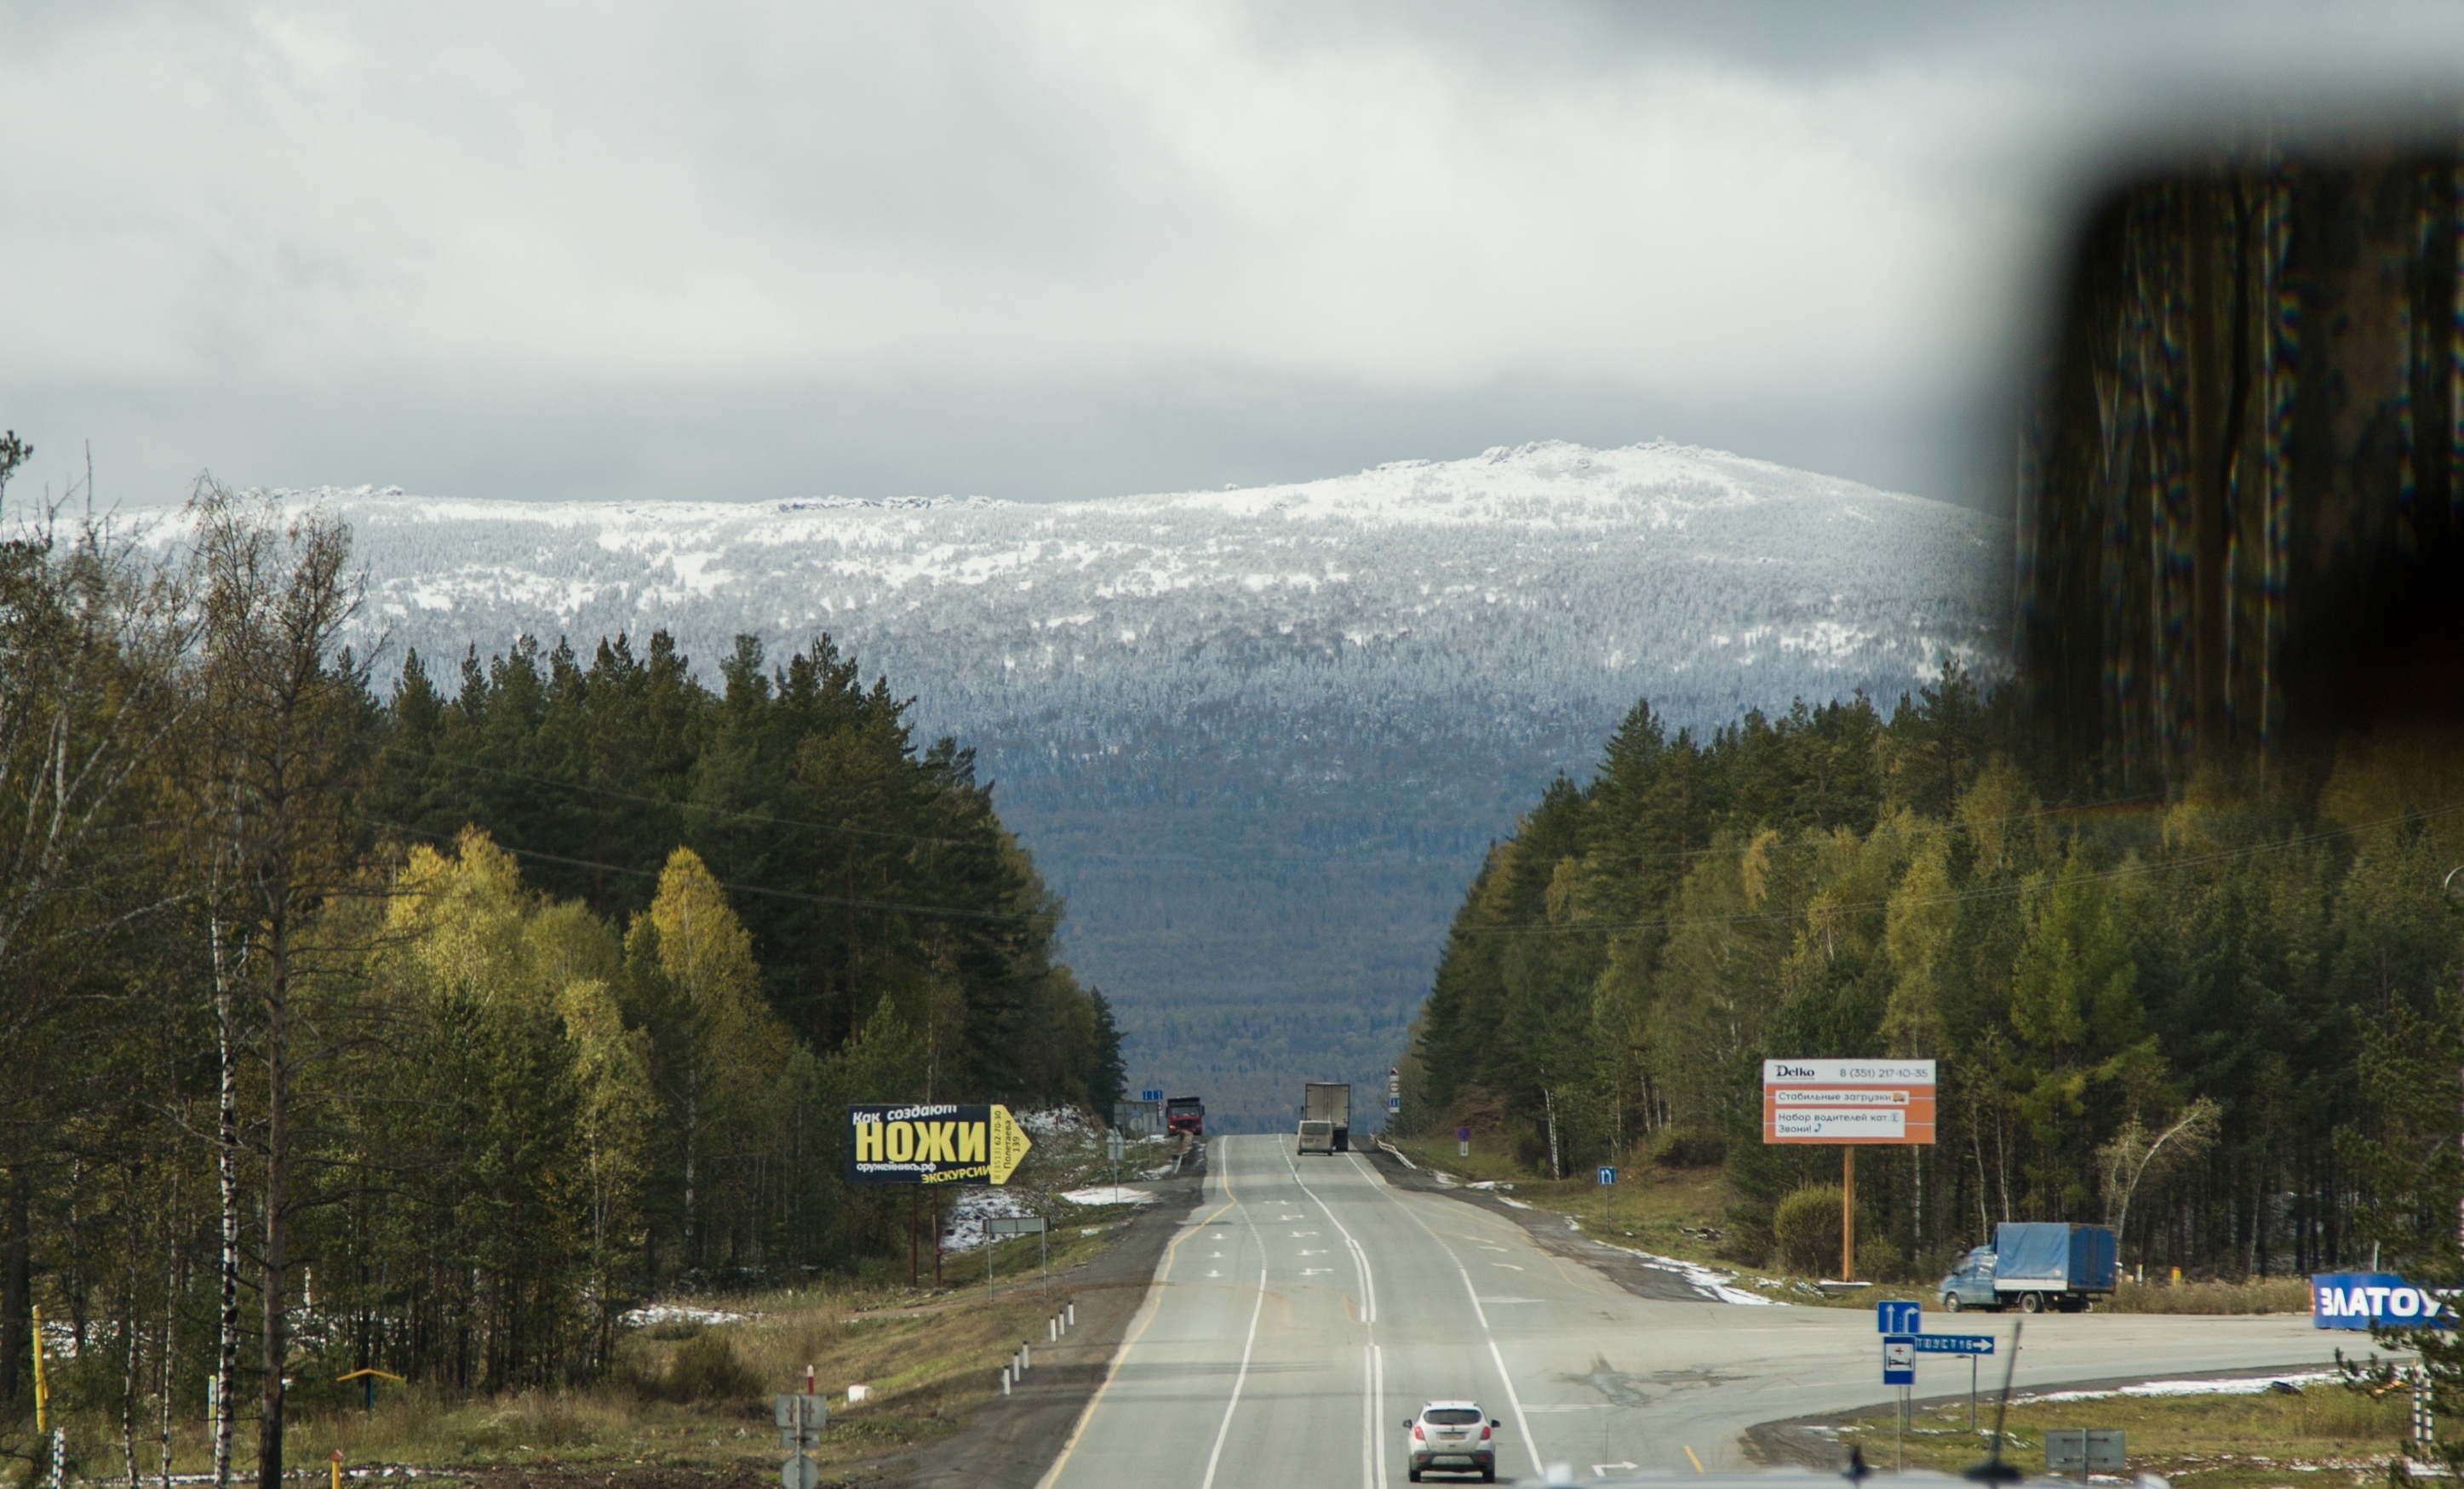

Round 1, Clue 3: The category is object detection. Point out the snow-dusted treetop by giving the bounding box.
[129,440,1999,742]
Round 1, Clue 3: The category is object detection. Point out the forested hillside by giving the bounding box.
[0,487,1120,1480]
[1406,669,2463,1280]
[133,440,2003,1130]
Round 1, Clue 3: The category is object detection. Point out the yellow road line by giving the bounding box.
[1034,1146,1241,1489]
[1685,1444,1705,1473]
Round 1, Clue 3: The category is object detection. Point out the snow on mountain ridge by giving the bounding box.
[158,442,1985,695]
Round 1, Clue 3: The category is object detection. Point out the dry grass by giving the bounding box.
[25,1205,1146,1482]
[1837,1374,2410,1488]
[2106,1276,2314,1315]
[1386,1135,1737,1263]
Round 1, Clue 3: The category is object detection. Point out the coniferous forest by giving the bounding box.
[1403,669,2464,1284]
[0,485,1124,1475]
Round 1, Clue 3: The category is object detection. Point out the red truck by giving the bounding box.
[1166,1096,1205,1137]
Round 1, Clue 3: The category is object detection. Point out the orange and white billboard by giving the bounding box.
[1762,1059,1936,1145]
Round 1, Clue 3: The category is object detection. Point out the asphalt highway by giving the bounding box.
[1039,1134,2346,1487]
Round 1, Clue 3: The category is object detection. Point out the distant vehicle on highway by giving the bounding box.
[1165,1095,1204,1137]
[1939,1223,2117,1314]
[1405,1400,1499,1482]
[1297,1118,1336,1154]
[1304,1081,1351,1152]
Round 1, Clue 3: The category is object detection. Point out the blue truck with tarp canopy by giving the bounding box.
[1936,1223,2117,1314]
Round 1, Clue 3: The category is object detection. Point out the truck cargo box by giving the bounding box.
[1991,1223,2117,1291]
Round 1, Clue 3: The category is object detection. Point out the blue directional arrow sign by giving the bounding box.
[1911,1333,1995,1354]
[1876,1300,1922,1333]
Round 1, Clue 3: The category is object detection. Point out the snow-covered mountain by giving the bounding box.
[154,441,2007,1131]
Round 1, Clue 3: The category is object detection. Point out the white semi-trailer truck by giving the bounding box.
[1302,1082,1352,1154]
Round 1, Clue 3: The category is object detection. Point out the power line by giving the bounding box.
[376,742,983,850]
[358,816,1030,924]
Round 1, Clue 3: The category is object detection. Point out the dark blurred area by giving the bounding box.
[2017,125,2464,794]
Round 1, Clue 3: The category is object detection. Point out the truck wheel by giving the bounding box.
[1943,1293,1963,1314]
[2019,1291,2043,1314]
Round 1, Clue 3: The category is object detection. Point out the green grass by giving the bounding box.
[1836,1377,2411,1488]
[1383,1135,1925,1308]
[1380,1137,2312,1316]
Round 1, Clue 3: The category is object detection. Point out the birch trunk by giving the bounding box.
[213,913,238,1489]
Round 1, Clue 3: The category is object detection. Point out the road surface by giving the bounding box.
[1040,1134,2341,1486]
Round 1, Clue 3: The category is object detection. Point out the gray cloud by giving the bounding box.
[4,1,2461,513]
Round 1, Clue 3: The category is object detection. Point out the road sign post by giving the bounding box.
[1903,1330,1994,1429]
[1597,1165,1616,1230]
[775,1392,827,1489]
[1882,1335,1915,1386]
[987,1215,1049,1294]
[1457,1125,1470,1159]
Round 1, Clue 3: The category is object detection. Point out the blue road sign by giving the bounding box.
[1876,1300,1922,1333]
[1882,1335,1916,1386]
[1141,1090,1164,1102]
[1597,1165,1617,1185]
[1911,1333,1995,1354]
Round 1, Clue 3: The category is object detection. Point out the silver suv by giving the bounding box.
[1405,1400,1499,1482]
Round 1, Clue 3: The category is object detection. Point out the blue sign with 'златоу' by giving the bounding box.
[2312,1273,2454,1330]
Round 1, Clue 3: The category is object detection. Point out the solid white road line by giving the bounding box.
[1196,1266,1269,1489]
[1373,1343,1390,1489]
[1384,1171,1549,1480]
[1361,1344,1374,1489]
[1486,1337,1544,1480]
[1285,1146,1377,1323]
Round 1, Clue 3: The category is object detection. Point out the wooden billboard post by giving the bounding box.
[1761,1060,1936,1282]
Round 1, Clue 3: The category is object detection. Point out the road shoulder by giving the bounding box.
[1355,1138,1724,1304]
[885,1144,1210,1489]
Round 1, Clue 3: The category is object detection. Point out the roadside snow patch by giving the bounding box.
[1061,1186,1158,1206]
[2028,1373,2337,1403]
[622,1303,755,1328]
[1019,1108,1094,1139]
[941,1188,1040,1253]
[1613,1249,1786,1307]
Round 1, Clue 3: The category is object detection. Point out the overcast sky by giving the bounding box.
[5,3,2461,513]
